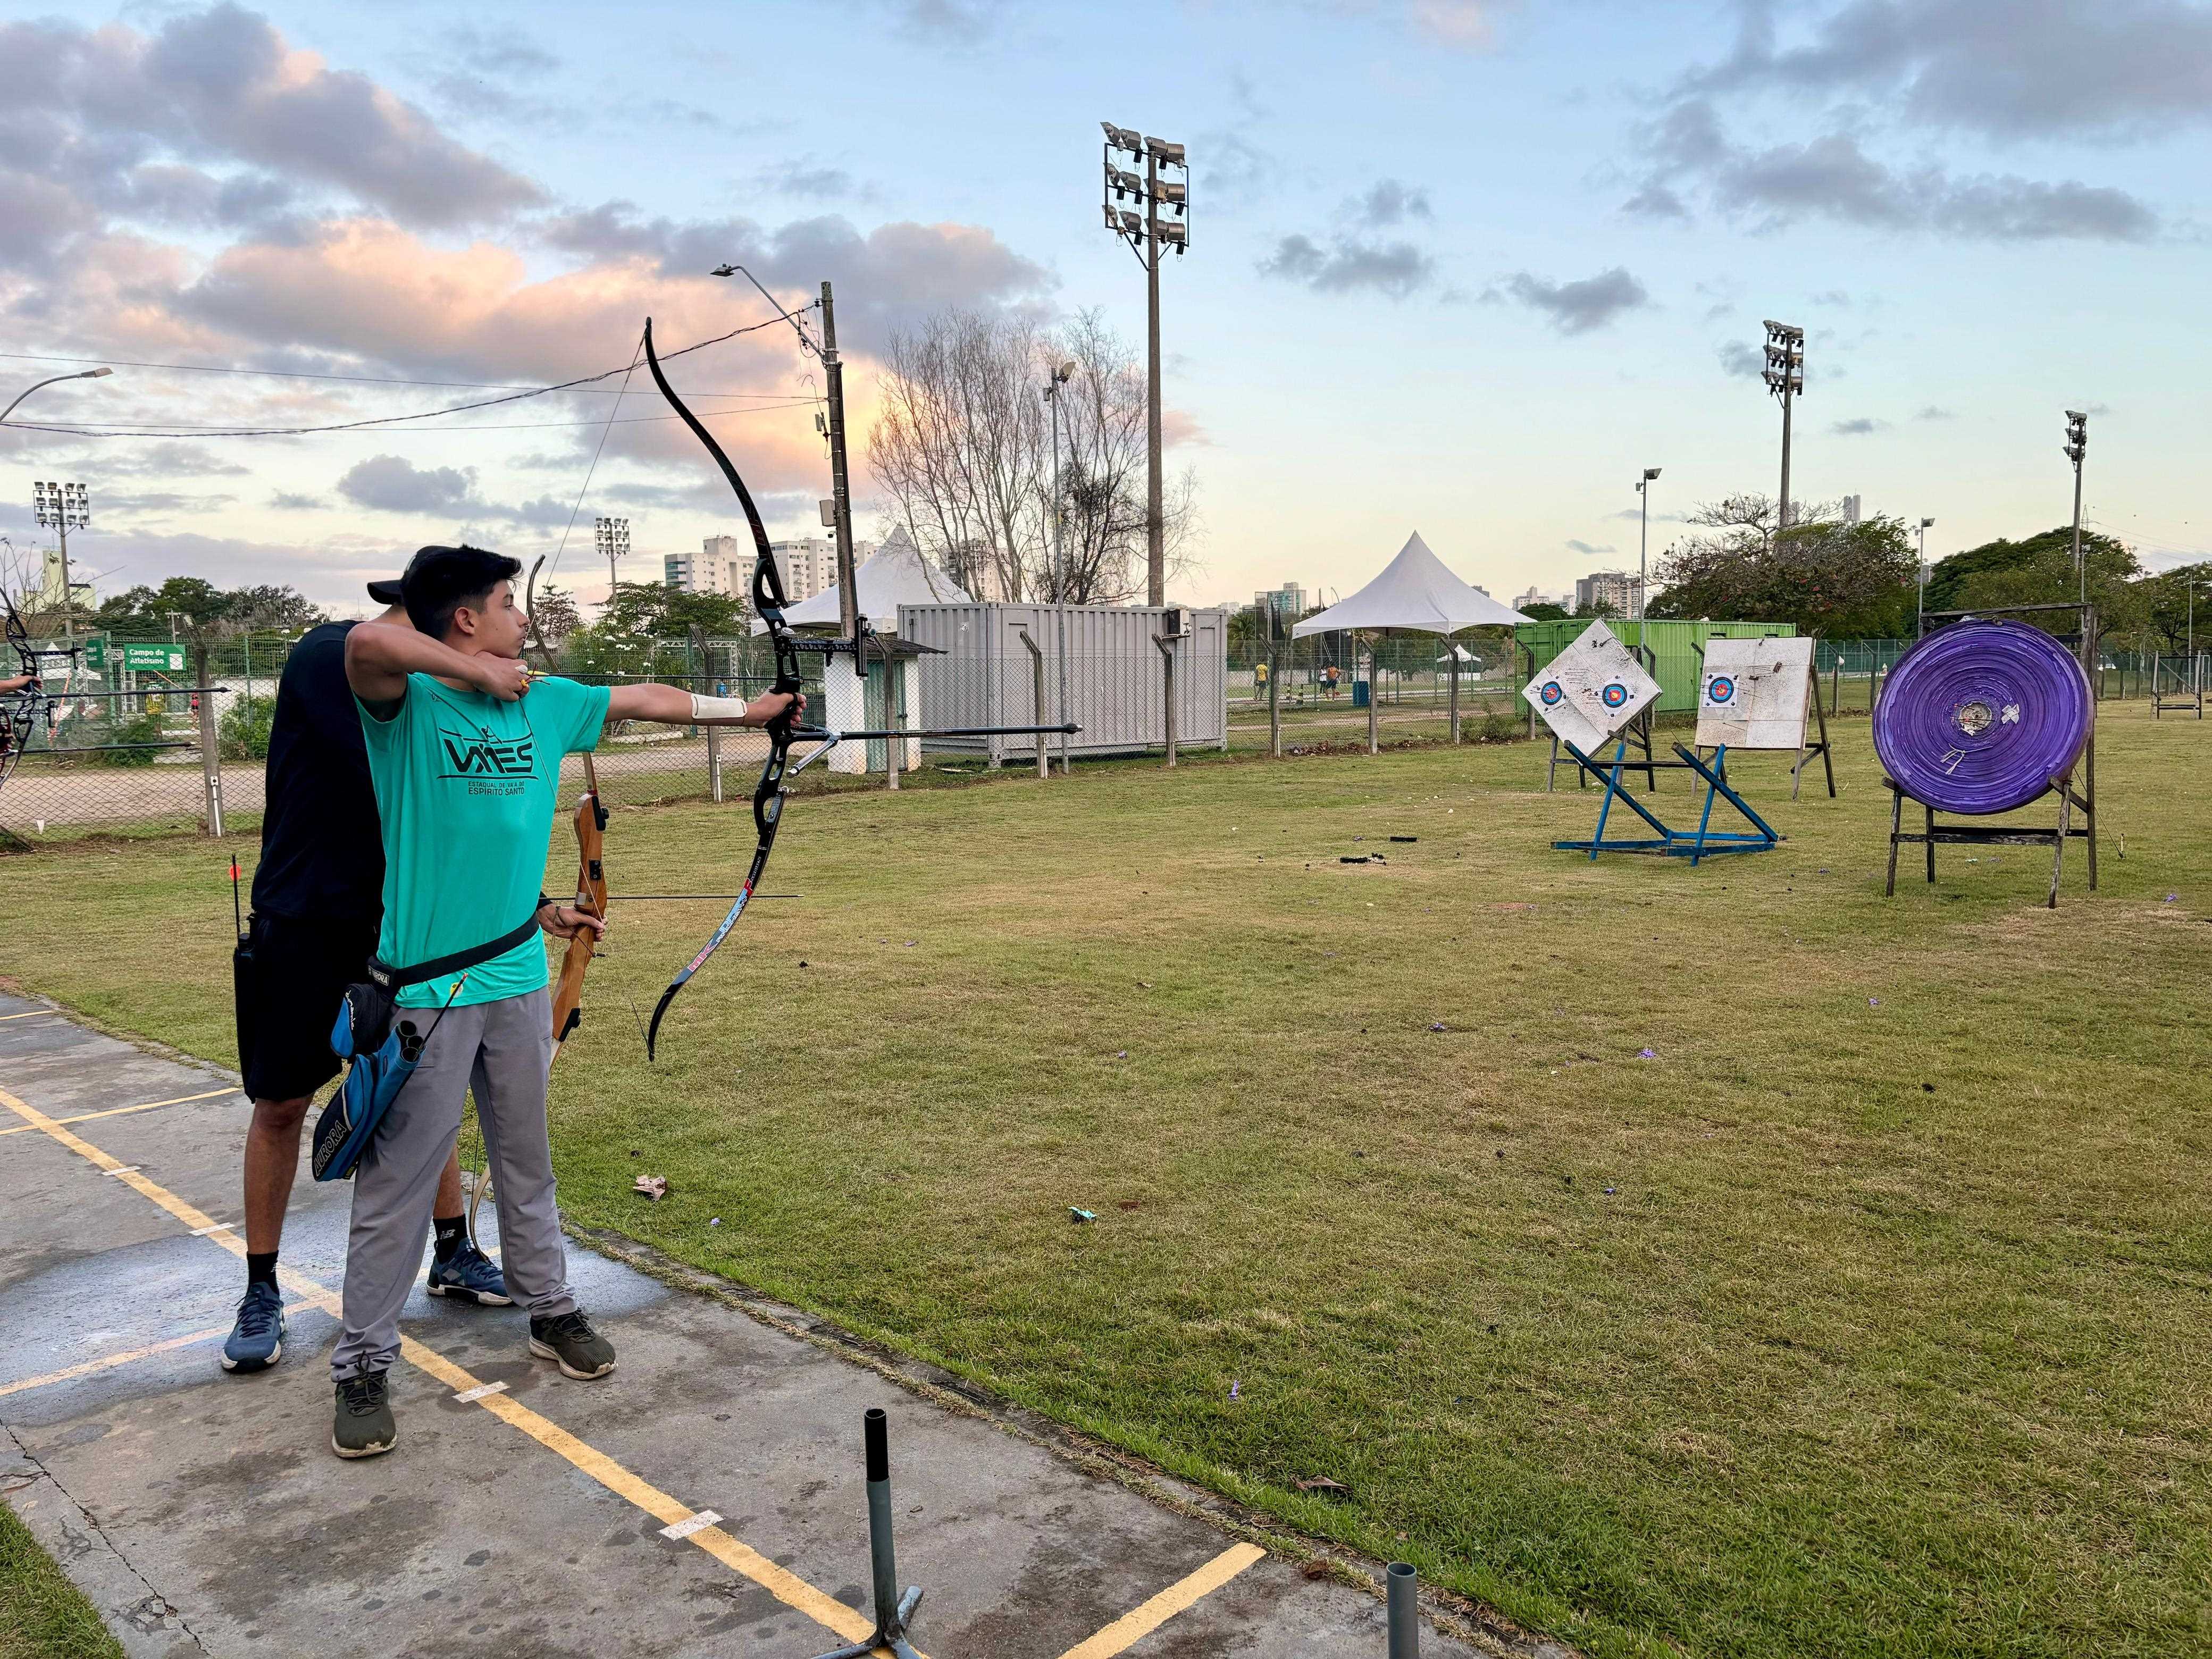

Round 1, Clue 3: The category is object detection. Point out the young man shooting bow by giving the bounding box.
[329,543,796,1459]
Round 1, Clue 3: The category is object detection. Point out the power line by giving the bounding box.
[10,403,816,437]
[0,303,822,441]
[0,349,803,398]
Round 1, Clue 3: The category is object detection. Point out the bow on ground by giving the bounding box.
[642,316,802,1060]
[0,593,64,796]
[524,554,609,1060]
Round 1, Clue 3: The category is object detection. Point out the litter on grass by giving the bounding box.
[632,1175,668,1201]
[1069,1208,1097,1224]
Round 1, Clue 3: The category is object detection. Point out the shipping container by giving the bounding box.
[897,602,1228,760]
[1514,618,1798,713]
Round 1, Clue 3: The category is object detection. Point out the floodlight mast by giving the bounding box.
[1761,321,1805,532]
[1916,517,1935,634]
[594,515,630,604]
[1635,467,1661,664]
[31,479,92,641]
[1100,121,1189,607]
[2064,409,2089,616]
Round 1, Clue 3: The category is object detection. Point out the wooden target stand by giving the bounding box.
[1883,602,2100,910]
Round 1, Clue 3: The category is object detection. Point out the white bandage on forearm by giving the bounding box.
[689,692,752,723]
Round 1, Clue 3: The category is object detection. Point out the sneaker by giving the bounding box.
[220,1280,286,1373]
[331,1371,396,1459]
[426,1239,513,1305]
[528,1309,616,1379]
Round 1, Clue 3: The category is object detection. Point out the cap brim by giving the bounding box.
[366,580,405,604]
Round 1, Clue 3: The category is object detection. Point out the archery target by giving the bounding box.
[1521,621,1661,752]
[1696,636,1814,750]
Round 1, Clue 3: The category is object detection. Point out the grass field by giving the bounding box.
[2,702,2207,1658]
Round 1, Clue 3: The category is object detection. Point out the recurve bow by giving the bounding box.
[525,555,608,1060]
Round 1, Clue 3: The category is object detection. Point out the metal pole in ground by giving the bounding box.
[1387,1561,1418,1658]
[194,644,223,839]
[1020,629,1048,779]
[1154,632,1178,767]
[811,1407,924,1659]
[1367,636,1379,754]
[1269,627,1283,757]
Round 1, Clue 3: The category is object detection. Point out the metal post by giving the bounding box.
[1154,633,1177,767]
[1019,629,1048,778]
[1269,629,1283,757]
[881,639,901,791]
[1778,381,1794,531]
[809,1409,924,1659]
[1145,149,1163,608]
[1387,1561,1419,1658]
[195,645,223,839]
[1447,642,1460,743]
[1047,368,1074,776]
[1367,638,1379,754]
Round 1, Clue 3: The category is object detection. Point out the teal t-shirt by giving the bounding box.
[358,671,611,1009]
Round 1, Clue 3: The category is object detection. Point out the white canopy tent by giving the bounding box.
[757,527,971,635]
[1292,532,1530,639]
[1290,532,1531,750]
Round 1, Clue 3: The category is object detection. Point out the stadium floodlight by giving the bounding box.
[1101,121,1143,153]
[1761,320,1805,529]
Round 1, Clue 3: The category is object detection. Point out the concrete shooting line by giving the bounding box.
[1,1066,1276,1657]
[0,1084,238,1136]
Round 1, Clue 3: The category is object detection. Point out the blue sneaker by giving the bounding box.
[426,1239,512,1305]
[221,1280,286,1372]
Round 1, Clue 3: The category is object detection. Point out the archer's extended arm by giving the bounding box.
[602,682,801,728]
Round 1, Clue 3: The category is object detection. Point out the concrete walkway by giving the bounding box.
[0,993,1541,1659]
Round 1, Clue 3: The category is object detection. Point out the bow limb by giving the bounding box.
[641,315,803,1060]
[525,554,609,1060]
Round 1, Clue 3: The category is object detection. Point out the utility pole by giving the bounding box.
[594,516,630,607]
[2064,409,2089,604]
[1635,467,1661,664]
[820,281,860,653]
[1101,123,1188,607]
[1762,321,1805,532]
[31,481,90,641]
[1916,517,1934,634]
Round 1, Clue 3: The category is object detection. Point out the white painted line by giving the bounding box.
[659,1510,723,1541]
[102,1166,142,1177]
[452,1379,510,1404]
[189,1222,234,1237]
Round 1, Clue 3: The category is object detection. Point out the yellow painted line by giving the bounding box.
[0,1009,56,1021]
[0,1305,316,1400]
[0,1079,888,1652]
[1057,1542,1268,1659]
[0,1087,237,1137]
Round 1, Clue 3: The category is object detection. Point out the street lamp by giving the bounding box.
[1762,321,1804,530]
[1100,121,1191,607]
[1,365,111,426]
[1635,467,1661,663]
[1916,517,1935,634]
[31,481,91,641]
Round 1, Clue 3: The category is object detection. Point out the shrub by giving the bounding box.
[220,694,275,760]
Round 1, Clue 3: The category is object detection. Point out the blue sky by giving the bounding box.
[1,0,2206,617]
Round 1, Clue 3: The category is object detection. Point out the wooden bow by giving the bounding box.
[525,554,608,1061]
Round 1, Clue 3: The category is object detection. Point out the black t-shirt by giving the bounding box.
[251,620,384,922]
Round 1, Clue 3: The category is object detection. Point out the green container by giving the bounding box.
[1513,619,1797,714]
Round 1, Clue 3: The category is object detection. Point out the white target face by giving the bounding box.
[1696,636,1814,750]
[1522,621,1661,751]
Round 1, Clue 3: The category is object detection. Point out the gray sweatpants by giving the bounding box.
[330,986,575,1380]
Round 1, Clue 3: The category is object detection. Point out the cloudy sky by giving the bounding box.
[1,0,2206,618]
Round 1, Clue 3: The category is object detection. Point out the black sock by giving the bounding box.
[246,1251,278,1288]
[433,1214,467,1261]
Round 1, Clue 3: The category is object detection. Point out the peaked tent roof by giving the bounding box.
[1291,532,1532,637]
[759,527,974,634]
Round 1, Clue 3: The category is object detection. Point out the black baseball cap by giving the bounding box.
[366,577,405,604]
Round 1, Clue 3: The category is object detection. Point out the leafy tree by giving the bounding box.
[1518,601,1570,621]
[600,580,749,641]
[1649,493,1915,635]
[220,694,276,760]
[529,583,583,649]
[2138,562,2212,653]
[1926,527,2143,639]
[89,578,324,638]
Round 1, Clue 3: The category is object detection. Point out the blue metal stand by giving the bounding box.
[1553,742,1779,862]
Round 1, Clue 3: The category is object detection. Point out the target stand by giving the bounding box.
[1554,739,1781,863]
[1878,606,2099,909]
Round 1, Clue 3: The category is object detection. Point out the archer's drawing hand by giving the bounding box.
[472,656,534,702]
[539,904,606,942]
[741,691,803,727]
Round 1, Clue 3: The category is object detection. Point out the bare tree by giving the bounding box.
[869,307,1199,606]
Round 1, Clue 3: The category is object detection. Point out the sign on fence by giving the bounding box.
[84,640,188,673]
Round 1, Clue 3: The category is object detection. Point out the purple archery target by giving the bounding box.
[1872,621,2092,814]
